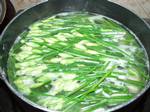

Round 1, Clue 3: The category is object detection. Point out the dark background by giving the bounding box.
[0,0,150,112]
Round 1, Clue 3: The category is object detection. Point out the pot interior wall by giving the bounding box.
[0,0,150,111]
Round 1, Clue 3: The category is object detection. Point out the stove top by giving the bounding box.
[0,81,21,112]
[0,1,150,112]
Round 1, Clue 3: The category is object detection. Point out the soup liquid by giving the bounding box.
[7,12,149,112]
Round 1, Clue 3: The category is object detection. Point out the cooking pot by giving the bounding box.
[0,0,6,24]
[0,0,15,34]
[0,0,150,112]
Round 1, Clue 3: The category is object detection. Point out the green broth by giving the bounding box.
[7,12,149,112]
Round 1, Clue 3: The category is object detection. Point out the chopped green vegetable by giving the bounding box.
[7,12,149,112]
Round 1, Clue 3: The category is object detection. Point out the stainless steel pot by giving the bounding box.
[0,0,150,112]
[0,0,6,24]
[0,0,15,34]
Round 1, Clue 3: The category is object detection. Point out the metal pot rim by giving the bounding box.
[0,0,7,24]
[0,0,150,112]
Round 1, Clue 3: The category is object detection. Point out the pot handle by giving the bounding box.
[0,74,4,80]
[0,58,5,80]
[0,69,4,80]
[0,58,4,80]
